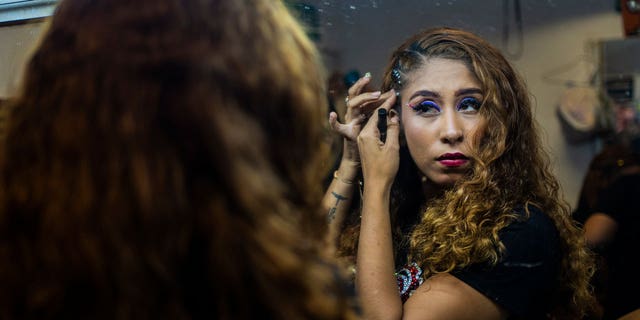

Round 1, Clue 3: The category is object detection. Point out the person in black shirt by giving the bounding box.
[585,172,640,319]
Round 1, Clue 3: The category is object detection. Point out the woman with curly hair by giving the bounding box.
[0,0,357,319]
[324,27,596,319]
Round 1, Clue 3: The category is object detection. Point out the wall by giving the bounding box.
[0,20,46,98]
[515,13,623,209]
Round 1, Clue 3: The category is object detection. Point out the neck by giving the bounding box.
[421,178,448,202]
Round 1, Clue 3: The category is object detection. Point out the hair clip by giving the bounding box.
[391,68,402,85]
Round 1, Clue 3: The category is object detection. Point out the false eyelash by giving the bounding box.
[408,100,440,113]
[456,97,482,111]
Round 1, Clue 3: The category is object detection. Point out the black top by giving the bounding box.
[451,206,560,319]
[594,173,640,320]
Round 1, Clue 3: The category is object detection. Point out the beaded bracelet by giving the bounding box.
[333,170,355,185]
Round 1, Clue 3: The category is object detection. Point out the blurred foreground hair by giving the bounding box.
[0,0,355,319]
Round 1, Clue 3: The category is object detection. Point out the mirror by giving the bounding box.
[0,0,57,24]
[288,0,626,207]
[0,0,633,208]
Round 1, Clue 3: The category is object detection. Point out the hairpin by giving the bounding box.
[391,68,402,85]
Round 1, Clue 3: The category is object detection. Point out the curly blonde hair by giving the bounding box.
[338,27,595,319]
[0,0,356,319]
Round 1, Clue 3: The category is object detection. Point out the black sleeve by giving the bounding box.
[593,175,633,222]
[451,207,560,319]
[572,190,592,225]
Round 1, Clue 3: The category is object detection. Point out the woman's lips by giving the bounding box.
[437,153,469,167]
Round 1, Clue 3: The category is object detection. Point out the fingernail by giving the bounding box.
[371,91,381,97]
[364,72,371,78]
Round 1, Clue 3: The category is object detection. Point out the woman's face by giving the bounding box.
[400,57,487,186]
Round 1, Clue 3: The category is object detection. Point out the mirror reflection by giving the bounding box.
[288,0,626,207]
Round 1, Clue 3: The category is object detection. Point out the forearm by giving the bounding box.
[356,182,402,320]
[322,159,360,255]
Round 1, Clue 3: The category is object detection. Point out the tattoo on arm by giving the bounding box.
[328,191,348,223]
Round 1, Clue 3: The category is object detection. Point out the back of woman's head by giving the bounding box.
[0,0,352,319]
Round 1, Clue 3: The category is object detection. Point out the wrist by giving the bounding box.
[362,177,393,195]
[332,170,356,185]
[338,159,360,170]
[363,183,392,197]
[336,161,360,181]
[342,140,361,163]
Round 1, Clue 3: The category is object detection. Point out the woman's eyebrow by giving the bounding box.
[409,88,482,100]
[408,90,439,100]
[455,88,483,96]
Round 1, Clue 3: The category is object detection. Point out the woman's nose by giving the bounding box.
[439,111,463,144]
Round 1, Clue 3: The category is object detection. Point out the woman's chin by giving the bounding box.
[426,173,465,187]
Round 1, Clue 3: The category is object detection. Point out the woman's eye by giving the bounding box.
[457,97,481,112]
[409,100,440,114]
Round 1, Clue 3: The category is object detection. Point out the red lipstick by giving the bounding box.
[437,152,469,167]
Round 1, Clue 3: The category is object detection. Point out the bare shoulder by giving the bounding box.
[402,273,509,320]
[619,308,640,320]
